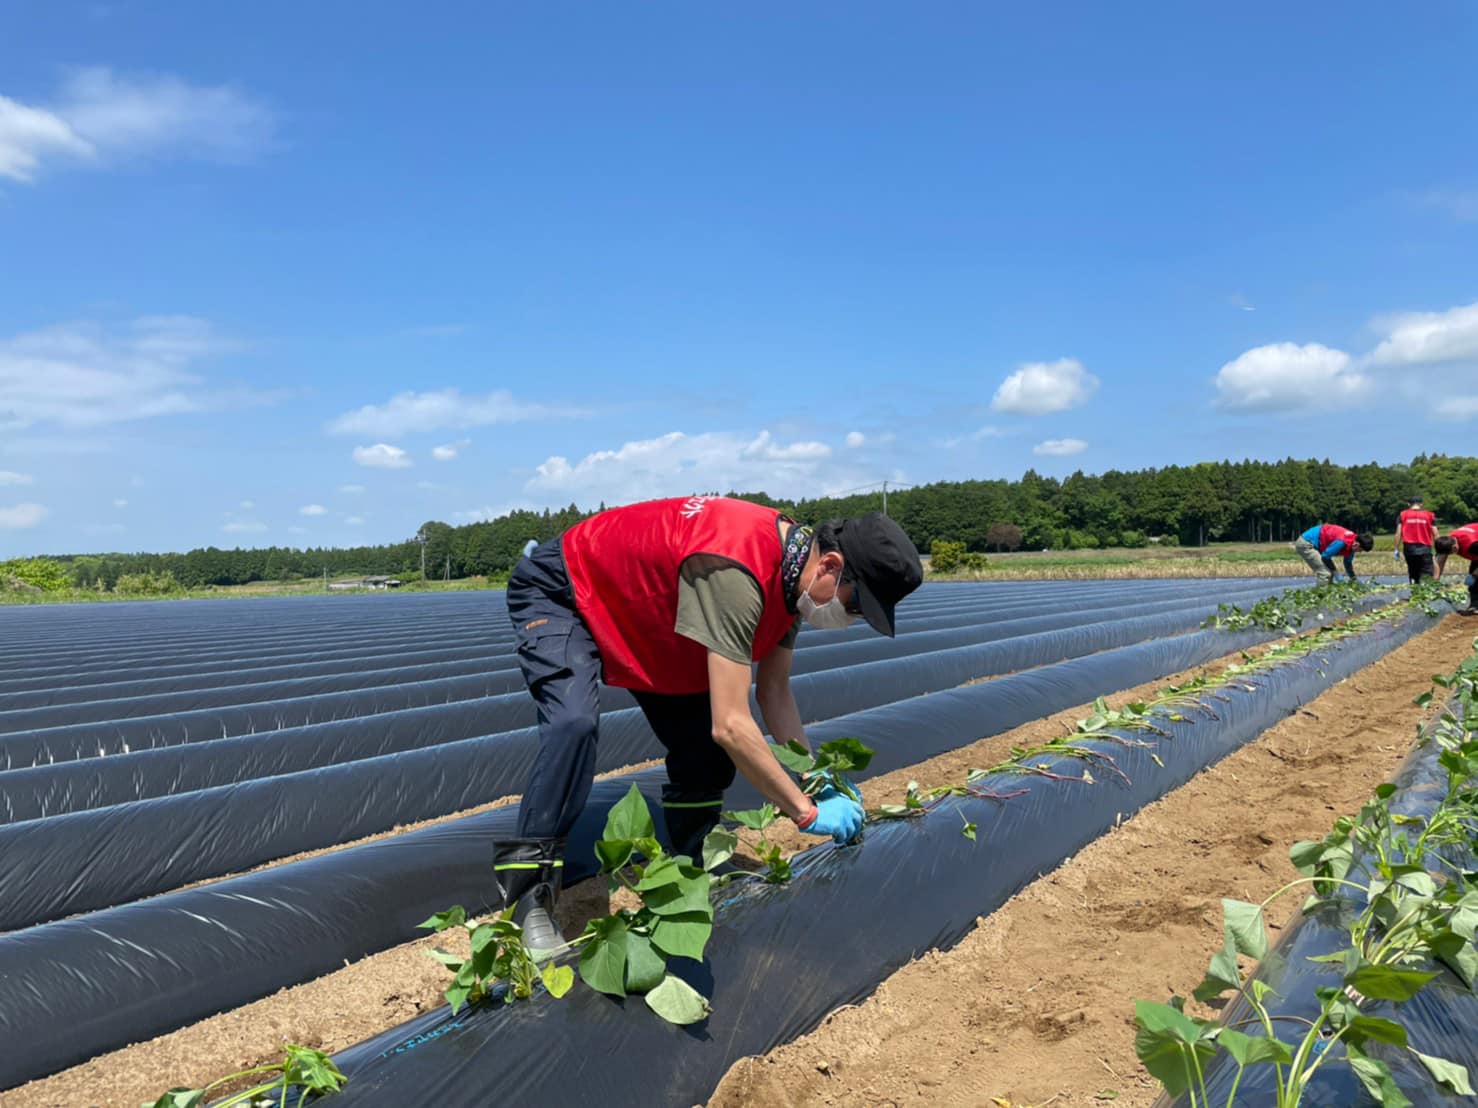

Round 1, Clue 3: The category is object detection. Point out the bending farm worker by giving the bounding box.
[1433,524,1478,614]
[494,495,923,954]
[1394,495,1437,583]
[1293,522,1373,585]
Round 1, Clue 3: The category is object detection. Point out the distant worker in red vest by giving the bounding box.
[1393,495,1437,583]
[1433,523,1478,614]
[495,495,923,953]
[1294,522,1374,585]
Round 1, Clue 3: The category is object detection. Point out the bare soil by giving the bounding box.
[6,615,1460,1108]
[706,613,1471,1108]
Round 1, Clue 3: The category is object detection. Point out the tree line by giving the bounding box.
[24,455,1478,590]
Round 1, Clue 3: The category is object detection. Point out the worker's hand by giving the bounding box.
[1464,574,1475,588]
[801,772,861,805]
[1393,550,1402,562]
[799,786,864,843]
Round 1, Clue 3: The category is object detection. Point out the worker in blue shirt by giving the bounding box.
[1294,523,1374,585]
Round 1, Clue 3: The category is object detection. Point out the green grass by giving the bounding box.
[0,576,511,605]
[930,540,1401,581]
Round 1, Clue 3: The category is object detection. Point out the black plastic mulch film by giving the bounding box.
[0,594,1295,929]
[1162,703,1478,1107]
[314,613,1441,1105]
[0,580,1282,771]
[0,585,1311,1091]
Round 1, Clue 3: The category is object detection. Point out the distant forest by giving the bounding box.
[38,455,1478,590]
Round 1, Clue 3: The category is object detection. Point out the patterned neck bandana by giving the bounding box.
[780,522,814,613]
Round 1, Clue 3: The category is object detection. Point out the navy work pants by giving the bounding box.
[1402,544,1434,584]
[507,539,737,841]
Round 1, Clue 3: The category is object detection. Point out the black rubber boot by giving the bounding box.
[492,838,565,958]
[660,785,726,864]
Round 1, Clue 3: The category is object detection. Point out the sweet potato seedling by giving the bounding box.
[423,785,719,1026]
[143,1044,345,1108]
[768,735,872,804]
[720,802,791,883]
[1133,649,1478,1107]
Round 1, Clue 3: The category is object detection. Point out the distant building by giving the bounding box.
[328,575,403,591]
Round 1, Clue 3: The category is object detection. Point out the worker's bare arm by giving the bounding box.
[708,651,811,821]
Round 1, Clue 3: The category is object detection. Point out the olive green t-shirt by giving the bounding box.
[674,553,800,666]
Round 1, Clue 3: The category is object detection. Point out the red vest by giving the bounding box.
[1452,524,1478,560]
[561,496,797,695]
[1399,509,1435,546]
[1318,524,1358,553]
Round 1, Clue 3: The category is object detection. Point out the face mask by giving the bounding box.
[797,565,856,629]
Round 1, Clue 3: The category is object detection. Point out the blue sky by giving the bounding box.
[2,1,1476,556]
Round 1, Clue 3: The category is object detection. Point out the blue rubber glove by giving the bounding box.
[803,786,864,843]
[1465,574,1474,588]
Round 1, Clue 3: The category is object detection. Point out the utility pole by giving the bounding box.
[445,554,450,582]
[882,480,888,516]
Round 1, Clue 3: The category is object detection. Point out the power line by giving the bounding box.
[822,479,916,515]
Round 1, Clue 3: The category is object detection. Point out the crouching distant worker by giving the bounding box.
[1393,495,1437,583]
[494,496,924,954]
[1294,522,1374,585]
[1434,523,1478,614]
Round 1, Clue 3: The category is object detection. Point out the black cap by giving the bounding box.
[832,513,923,637]
[1409,495,1424,505]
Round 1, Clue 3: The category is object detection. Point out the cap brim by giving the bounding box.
[852,577,896,637]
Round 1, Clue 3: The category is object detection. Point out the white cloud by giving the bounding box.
[991,358,1099,415]
[1033,438,1088,457]
[344,515,365,526]
[844,431,866,449]
[299,503,327,516]
[0,471,33,486]
[338,484,366,494]
[1214,342,1368,412]
[0,95,91,181]
[432,438,470,461]
[0,67,273,183]
[740,430,830,461]
[1365,301,1478,368]
[0,502,46,529]
[239,499,255,510]
[352,443,412,469]
[327,388,584,437]
[112,498,127,508]
[222,520,266,534]
[1433,397,1478,422]
[942,425,1009,449]
[0,315,264,431]
[529,428,852,504]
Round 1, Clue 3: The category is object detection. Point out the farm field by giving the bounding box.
[0,537,1418,604]
[0,578,1471,1107]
